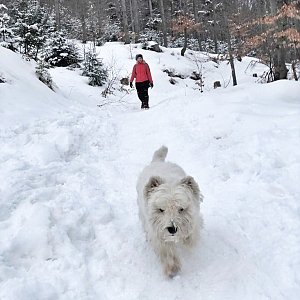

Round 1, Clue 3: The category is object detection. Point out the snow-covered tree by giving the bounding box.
[140,16,162,43]
[0,4,15,49]
[43,31,81,66]
[0,4,9,41]
[9,0,55,58]
[82,49,107,86]
[97,16,122,44]
[35,59,53,89]
[56,4,81,40]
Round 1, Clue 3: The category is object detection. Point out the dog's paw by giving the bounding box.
[164,263,181,278]
[164,257,181,278]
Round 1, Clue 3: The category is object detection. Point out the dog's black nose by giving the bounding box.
[167,226,177,235]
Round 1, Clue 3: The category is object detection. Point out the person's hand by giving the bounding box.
[149,82,153,88]
[130,82,133,88]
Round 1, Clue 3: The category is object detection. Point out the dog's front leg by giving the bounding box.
[156,242,181,277]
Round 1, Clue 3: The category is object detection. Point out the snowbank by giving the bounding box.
[0,47,71,127]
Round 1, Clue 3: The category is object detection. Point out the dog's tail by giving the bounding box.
[152,146,168,162]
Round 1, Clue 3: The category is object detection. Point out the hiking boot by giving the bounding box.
[144,100,149,109]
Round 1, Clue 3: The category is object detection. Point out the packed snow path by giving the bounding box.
[1,46,300,299]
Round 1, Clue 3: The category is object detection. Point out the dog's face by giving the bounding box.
[144,176,202,243]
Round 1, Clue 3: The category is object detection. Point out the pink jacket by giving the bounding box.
[130,61,153,83]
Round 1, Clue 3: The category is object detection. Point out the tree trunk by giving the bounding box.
[81,15,87,43]
[1,17,5,41]
[132,0,140,42]
[181,27,188,56]
[96,0,102,39]
[129,0,134,32]
[273,44,288,80]
[148,0,153,19]
[229,49,238,86]
[292,61,298,81]
[54,0,60,30]
[223,5,237,86]
[212,9,218,54]
[269,0,277,15]
[121,0,130,44]
[192,0,202,51]
[270,0,288,80]
[75,0,87,43]
[158,0,168,47]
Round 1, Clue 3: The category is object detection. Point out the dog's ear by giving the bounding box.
[144,176,164,199]
[180,176,203,202]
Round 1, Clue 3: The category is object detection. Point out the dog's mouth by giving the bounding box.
[162,224,179,242]
[164,235,180,243]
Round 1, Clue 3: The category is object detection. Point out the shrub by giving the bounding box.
[82,50,107,86]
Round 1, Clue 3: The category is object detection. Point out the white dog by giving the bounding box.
[137,146,203,277]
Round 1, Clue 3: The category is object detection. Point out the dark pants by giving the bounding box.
[135,81,149,108]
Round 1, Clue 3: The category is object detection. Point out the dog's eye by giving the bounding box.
[179,208,184,213]
[159,209,165,213]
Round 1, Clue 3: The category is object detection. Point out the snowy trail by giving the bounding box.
[1,84,299,299]
[1,45,300,299]
[107,83,300,300]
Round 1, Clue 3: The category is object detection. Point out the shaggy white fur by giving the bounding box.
[137,146,203,277]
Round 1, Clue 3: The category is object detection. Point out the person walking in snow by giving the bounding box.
[130,54,153,109]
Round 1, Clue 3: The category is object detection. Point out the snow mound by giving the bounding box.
[0,47,70,127]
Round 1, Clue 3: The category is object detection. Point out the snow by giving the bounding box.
[29,24,39,31]
[0,43,300,300]
[0,4,8,10]
[0,47,73,127]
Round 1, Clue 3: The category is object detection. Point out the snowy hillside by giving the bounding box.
[0,47,74,127]
[0,43,300,300]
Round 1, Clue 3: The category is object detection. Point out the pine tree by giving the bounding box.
[82,49,108,86]
[43,31,81,67]
[35,59,53,89]
[0,4,9,41]
[98,16,122,44]
[0,4,16,49]
[9,0,55,58]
